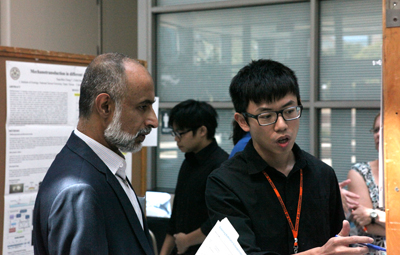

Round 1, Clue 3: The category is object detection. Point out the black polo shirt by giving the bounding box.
[206,140,344,255]
[167,139,228,255]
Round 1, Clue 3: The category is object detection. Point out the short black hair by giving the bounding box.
[168,99,218,140]
[229,59,301,114]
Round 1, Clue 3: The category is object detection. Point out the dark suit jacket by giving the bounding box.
[33,132,154,255]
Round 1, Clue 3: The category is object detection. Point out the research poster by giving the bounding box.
[5,61,86,196]
[4,61,87,254]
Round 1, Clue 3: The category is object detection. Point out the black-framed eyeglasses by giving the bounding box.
[369,127,380,134]
[171,128,196,139]
[242,105,303,126]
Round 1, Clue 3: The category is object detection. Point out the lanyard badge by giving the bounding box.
[263,169,303,254]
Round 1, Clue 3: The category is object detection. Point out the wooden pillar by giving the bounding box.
[382,0,400,253]
[131,147,148,197]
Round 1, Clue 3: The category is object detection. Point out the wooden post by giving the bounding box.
[131,147,148,197]
[382,0,400,253]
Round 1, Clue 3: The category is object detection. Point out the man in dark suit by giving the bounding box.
[33,53,158,255]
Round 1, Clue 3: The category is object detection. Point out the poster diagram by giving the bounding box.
[3,194,36,255]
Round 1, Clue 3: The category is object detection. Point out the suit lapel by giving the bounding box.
[127,180,154,248]
[105,170,154,255]
[67,133,154,255]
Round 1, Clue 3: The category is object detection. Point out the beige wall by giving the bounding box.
[102,0,138,58]
[0,0,138,57]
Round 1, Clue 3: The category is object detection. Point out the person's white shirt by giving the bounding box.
[74,129,143,228]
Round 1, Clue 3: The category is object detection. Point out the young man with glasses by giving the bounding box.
[205,59,373,254]
[160,99,228,255]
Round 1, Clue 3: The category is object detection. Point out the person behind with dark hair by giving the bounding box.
[229,121,251,158]
[33,53,158,255]
[205,59,373,254]
[159,99,229,255]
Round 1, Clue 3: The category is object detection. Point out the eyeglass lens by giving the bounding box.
[171,129,191,138]
[258,107,301,125]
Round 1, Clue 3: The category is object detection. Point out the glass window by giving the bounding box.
[319,108,379,182]
[157,0,228,6]
[297,109,310,154]
[149,0,382,192]
[319,0,382,100]
[156,2,310,102]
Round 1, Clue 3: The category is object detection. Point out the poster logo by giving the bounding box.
[10,67,21,80]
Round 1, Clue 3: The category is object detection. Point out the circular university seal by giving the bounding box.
[10,67,21,80]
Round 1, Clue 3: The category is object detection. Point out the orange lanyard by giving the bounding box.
[262,169,303,254]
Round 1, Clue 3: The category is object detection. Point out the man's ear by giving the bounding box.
[198,125,208,138]
[234,112,250,132]
[95,93,114,119]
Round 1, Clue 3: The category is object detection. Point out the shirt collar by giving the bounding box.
[74,129,126,175]
[243,139,306,175]
[184,139,219,164]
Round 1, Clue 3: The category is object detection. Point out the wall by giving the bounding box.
[102,0,138,58]
[0,0,138,57]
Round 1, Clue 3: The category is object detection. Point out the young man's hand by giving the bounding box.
[174,233,190,254]
[300,220,373,255]
[174,228,206,254]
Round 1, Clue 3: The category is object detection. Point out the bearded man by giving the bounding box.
[33,53,158,255]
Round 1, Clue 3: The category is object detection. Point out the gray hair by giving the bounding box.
[78,52,138,119]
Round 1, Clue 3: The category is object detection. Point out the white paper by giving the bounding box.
[6,61,85,126]
[5,61,87,196]
[2,193,36,255]
[196,218,246,255]
[4,61,87,254]
[6,126,73,195]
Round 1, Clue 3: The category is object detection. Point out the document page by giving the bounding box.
[196,217,246,255]
[4,61,87,255]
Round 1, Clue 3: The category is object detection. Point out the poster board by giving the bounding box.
[0,46,149,254]
[382,0,400,253]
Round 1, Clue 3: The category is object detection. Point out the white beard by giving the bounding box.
[104,106,151,153]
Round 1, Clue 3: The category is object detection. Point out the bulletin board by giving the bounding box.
[0,46,148,254]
